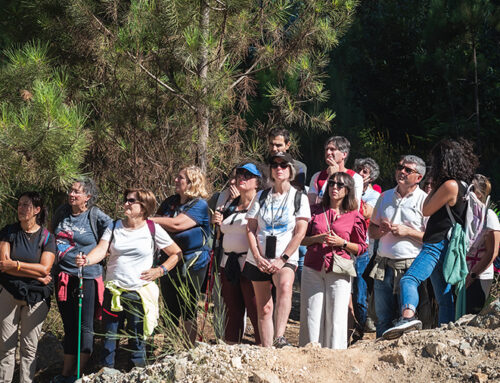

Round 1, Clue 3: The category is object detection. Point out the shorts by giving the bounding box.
[242,261,297,282]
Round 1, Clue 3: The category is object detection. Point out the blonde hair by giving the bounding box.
[182,166,209,199]
[124,188,157,218]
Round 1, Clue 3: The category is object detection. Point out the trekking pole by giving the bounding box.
[76,253,84,379]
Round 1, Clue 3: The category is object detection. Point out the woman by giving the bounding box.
[244,152,310,348]
[0,192,56,383]
[212,163,267,344]
[51,178,112,383]
[75,188,182,368]
[299,173,367,349]
[383,138,479,339]
[150,166,210,344]
[465,174,499,314]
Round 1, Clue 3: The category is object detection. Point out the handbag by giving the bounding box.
[323,208,357,277]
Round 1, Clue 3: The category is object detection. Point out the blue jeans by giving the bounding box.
[102,289,146,368]
[374,266,399,337]
[399,240,454,325]
[353,251,370,331]
[294,245,307,285]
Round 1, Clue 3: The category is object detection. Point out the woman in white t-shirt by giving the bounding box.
[465,174,500,314]
[243,152,310,347]
[76,188,182,368]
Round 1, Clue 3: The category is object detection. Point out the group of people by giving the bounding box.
[0,129,498,383]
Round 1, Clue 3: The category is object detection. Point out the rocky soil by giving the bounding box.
[67,298,500,383]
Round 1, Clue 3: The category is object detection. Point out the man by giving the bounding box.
[268,128,307,191]
[368,155,428,338]
[352,157,381,337]
[308,136,363,207]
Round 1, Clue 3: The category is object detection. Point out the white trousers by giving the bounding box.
[299,265,351,349]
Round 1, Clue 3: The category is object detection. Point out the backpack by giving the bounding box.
[52,205,103,242]
[258,187,305,216]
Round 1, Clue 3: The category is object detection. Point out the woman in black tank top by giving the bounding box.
[382,139,479,340]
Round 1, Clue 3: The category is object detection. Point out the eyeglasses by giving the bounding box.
[396,164,419,175]
[124,197,139,204]
[236,169,257,180]
[270,162,289,169]
[68,188,84,196]
[328,180,346,189]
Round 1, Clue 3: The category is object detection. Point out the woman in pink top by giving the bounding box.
[299,172,367,349]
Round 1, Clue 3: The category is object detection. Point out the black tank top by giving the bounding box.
[423,181,467,243]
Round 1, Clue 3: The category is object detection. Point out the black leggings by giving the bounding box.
[160,264,207,326]
[57,276,96,355]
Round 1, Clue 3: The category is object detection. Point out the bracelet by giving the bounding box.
[159,265,168,276]
[16,261,21,271]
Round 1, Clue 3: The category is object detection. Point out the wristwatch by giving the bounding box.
[470,272,477,280]
[281,254,290,262]
[342,240,348,249]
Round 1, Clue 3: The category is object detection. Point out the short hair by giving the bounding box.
[321,172,358,212]
[399,155,426,177]
[324,136,351,161]
[73,176,99,207]
[354,157,380,182]
[268,128,290,143]
[124,188,157,218]
[183,165,209,199]
[18,191,48,226]
[472,174,491,204]
[269,156,296,182]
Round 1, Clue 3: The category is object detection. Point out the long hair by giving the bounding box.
[472,174,491,204]
[322,172,358,212]
[428,138,479,188]
[183,165,209,199]
[18,191,47,226]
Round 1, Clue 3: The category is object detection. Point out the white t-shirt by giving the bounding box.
[102,220,174,290]
[246,187,310,266]
[220,208,252,269]
[308,170,363,208]
[371,186,428,260]
[362,185,381,245]
[466,209,500,280]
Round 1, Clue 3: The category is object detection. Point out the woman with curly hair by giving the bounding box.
[151,165,211,344]
[383,138,479,339]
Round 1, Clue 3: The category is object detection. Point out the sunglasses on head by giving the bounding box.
[396,164,418,174]
[270,162,289,169]
[236,168,256,180]
[328,180,346,189]
[124,197,139,204]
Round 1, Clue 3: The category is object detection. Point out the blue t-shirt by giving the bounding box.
[55,208,111,278]
[158,195,210,270]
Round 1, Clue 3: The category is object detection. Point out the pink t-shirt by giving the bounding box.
[304,204,367,272]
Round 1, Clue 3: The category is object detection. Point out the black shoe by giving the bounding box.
[273,336,291,348]
[382,316,422,340]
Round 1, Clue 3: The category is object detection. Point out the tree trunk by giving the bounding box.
[472,41,481,152]
[197,0,210,173]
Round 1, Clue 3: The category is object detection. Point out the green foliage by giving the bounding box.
[0,41,90,223]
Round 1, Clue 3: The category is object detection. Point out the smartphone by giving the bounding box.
[265,235,277,259]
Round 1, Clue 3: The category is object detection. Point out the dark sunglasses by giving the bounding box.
[270,162,289,169]
[124,197,139,204]
[236,169,257,180]
[328,180,346,189]
[396,164,418,174]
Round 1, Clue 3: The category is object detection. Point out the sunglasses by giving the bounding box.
[328,180,346,189]
[124,197,139,204]
[236,169,257,180]
[396,164,418,174]
[270,162,289,169]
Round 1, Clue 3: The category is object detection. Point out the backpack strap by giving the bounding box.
[258,188,271,209]
[107,220,118,252]
[222,196,241,220]
[88,206,99,242]
[37,228,50,259]
[293,189,304,215]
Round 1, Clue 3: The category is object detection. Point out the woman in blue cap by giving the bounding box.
[212,163,268,344]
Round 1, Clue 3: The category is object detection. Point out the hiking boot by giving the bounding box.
[273,336,291,348]
[50,375,77,383]
[382,316,422,340]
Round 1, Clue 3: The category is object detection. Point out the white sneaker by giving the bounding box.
[382,316,422,340]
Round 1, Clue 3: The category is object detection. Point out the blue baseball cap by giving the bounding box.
[237,163,262,177]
